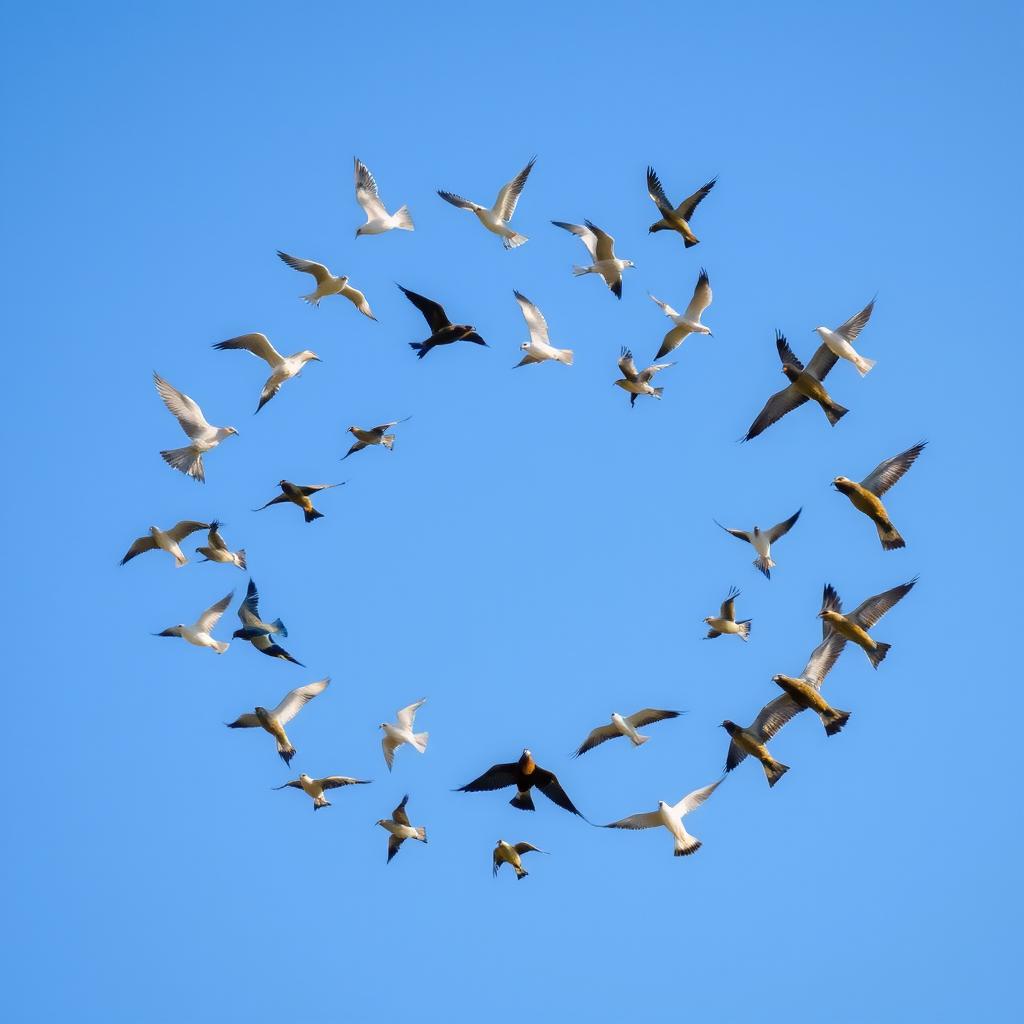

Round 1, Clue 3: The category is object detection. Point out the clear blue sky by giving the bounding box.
[3,3,1019,1020]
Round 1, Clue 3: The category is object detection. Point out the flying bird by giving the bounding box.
[233,578,302,665]
[719,719,789,789]
[819,578,918,668]
[276,251,376,318]
[704,586,751,641]
[832,442,926,551]
[121,520,209,568]
[154,590,233,654]
[456,749,585,817]
[380,699,429,771]
[512,290,573,367]
[153,373,237,483]
[552,220,635,298]
[213,332,321,413]
[353,157,414,236]
[493,840,546,880]
[572,709,682,758]
[645,167,716,247]
[397,284,487,359]
[614,347,674,406]
[376,795,427,863]
[814,298,876,376]
[194,520,246,570]
[226,677,330,766]
[715,508,801,579]
[254,480,344,523]
[649,269,713,359]
[437,157,535,249]
[342,417,411,460]
[274,773,370,811]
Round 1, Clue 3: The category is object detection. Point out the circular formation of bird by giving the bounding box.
[123,157,924,875]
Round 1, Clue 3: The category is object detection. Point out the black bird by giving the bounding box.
[456,749,585,818]
[397,284,487,359]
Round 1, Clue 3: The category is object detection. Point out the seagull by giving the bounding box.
[153,373,238,483]
[437,157,535,249]
[832,443,926,551]
[649,269,713,359]
[743,332,848,441]
[121,520,209,568]
[493,840,546,880]
[342,417,412,460]
[354,157,414,236]
[212,332,321,413]
[456,749,585,817]
[194,521,246,570]
[704,586,751,641]
[645,167,716,247]
[233,578,302,665]
[819,578,918,669]
[274,773,370,811]
[614,347,674,406]
[814,298,876,376]
[254,480,344,523]
[226,677,330,766]
[276,251,376,318]
[380,699,429,771]
[512,290,573,367]
[714,508,801,579]
[397,285,487,359]
[154,590,233,654]
[377,795,427,863]
[552,220,635,298]
[602,777,723,857]
[572,709,681,758]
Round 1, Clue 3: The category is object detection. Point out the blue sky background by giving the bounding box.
[3,3,1020,1020]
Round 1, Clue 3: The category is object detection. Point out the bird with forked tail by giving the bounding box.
[819,579,918,669]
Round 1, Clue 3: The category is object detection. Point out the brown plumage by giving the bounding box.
[456,749,585,818]
[253,480,344,523]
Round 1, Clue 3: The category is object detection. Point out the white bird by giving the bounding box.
[274,772,370,811]
[551,220,635,298]
[213,332,321,413]
[353,157,414,236]
[194,520,246,570]
[120,520,209,568]
[602,777,723,857]
[276,251,377,318]
[153,373,238,483]
[379,699,429,771]
[438,157,535,249]
[341,417,412,460]
[572,709,682,757]
[715,508,801,579]
[376,794,427,863]
[814,298,876,376]
[614,347,674,406]
[154,590,233,654]
[649,268,713,359]
[226,678,331,766]
[512,291,573,368]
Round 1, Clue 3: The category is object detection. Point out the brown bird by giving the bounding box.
[456,749,585,818]
[226,678,330,766]
[832,443,926,550]
[819,579,918,669]
[398,285,487,359]
[341,418,411,460]
[720,719,790,788]
[645,167,716,247]
[253,480,344,523]
[273,773,371,811]
[492,840,546,880]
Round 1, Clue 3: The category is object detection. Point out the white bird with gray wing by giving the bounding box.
[814,298,876,376]
[380,699,429,771]
[213,332,321,413]
[603,778,723,857]
[512,291,573,367]
[153,590,233,654]
[120,520,209,568]
[153,373,238,483]
[353,157,414,236]
[649,268,713,359]
[438,157,536,249]
[276,250,376,318]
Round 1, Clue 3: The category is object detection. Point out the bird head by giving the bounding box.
[771,673,783,684]
[301,350,322,363]
[278,479,288,487]
[720,720,737,733]
[813,326,827,336]
[831,475,853,491]
[378,723,387,730]
[819,609,842,626]
[299,773,312,783]
[520,342,530,351]
[226,427,239,436]
[703,617,713,625]
[781,363,800,382]
[355,227,365,239]
[154,626,182,637]
[522,748,532,757]
[231,629,245,639]
[657,800,668,809]
[625,259,636,269]
[374,818,386,827]
[347,426,357,435]
[254,707,270,725]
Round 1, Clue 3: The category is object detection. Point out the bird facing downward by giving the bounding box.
[715,508,801,579]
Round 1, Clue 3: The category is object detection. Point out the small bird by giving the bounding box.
[233,578,302,665]
[814,298,876,376]
[194,520,246,570]
[457,749,585,817]
[614,347,674,406]
[341,417,411,460]
[154,590,233,654]
[377,795,427,863]
[380,699,429,771]
[121,520,209,568]
[819,578,918,669]
[572,708,681,758]
[602,777,723,857]
[254,480,344,523]
[353,157,414,236]
[226,677,330,766]
[832,443,926,551]
[649,269,713,359]
[212,332,321,413]
[704,586,751,641]
[645,167,716,247]
[493,840,546,880]
[437,157,535,249]
[397,284,487,359]
[153,373,238,483]
[512,291,573,367]
[552,220,635,298]
[276,251,376,318]
[720,719,789,788]
[743,332,848,441]
[714,508,801,579]
[274,773,370,811]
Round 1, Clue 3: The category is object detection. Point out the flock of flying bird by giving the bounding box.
[122,157,925,873]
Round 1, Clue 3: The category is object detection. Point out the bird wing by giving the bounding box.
[276,251,331,284]
[392,794,411,826]
[354,158,387,218]
[397,284,451,332]
[835,298,875,342]
[572,724,619,758]
[638,360,674,383]
[320,776,370,790]
[298,483,343,495]
[683,269,713,321]
[253,492,290,511]
[673,776,724,817]
[805,341,839,381]
[766,508,802,543]
[205,521,229,552]
[272,780,303,791]
[386,835,405,863]
[799,632,848,690]
[821,583,843,625]
[603,810,662,830]
[153,373,212,440]
[381,735,399,771]
[396,698,426,732]
[551,221,599,262]
[513,842,544,856]
[860,443,926,497]
[166,520,209,543]
[775,331,805,371]
[674,177,717,221]
[196,591,233,633]
[214,333,283,367]
[645,166,675,217]
[719,587,739,620]
[120,535,157,564]
[617,347,639,381]
[513,290,549,344]
[585,220,616,262]
[743,382,808,441]
[532,767,584,817]
[847,578,918,631]
[272,677,330,725]
[437,190,483,212]
[715,521,753,544]
[750,694,804,743]
[456,762,518,792]
[493,157,535,220]
[237,578,261,624]
[226,713,260,729]
[626,708,681,729]
[649,294,680,318]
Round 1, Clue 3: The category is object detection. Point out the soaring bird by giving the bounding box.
[552,220,635,298]
[819,579,918,669]
[493,840,546,880]
[743,332,848,441]
[254,480,344,523]
[720,719,789,788]
[226,678,330,766]
[194,521,246,570]
[814,298,876,376]
[276,251,376,318]
[614,347,674,406]
[233,579,301,665]
[397,285,487,359]
[704,586,751,641]
[714,508,801,579]
[274,773,370,811]
[341,417,411,460]
[572,708,681,758]
[437,157,535,249]
[602,777,723,857]
[121,520,209,568]
[380,699,429,771]
[353,157,414,236]
[154,590,233,654]
[153,373,237,483]
[213,332,321,413]
[377,795,427,863]
[456,749,585,817]
[649,269,713,359]
[832,442,926,551]
[645,167,716,247]
[512,290,573,367]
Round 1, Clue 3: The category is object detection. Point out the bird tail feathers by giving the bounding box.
[382,434,396,450]
[271,618,287,638]
[411,731,428,753]
[571,265,591,277]
[510,790,536,811]
[737,619,752,641]
[754,555,774,578]
[409,342,429,359]
[212,640,230,654]
[674,836,702,856]
[764,759,789,788]
[651,387,664,400]
[504,232,528,250]
[631,733,650,747]
[514,865,528,879]
[277,742,296,766]
[160,446,204,482]
[556,348,574,366]
[235,549,247,570]
[392,205,414,231]
[304,508,324,523]
[823,708,852,737]
[300,292,320,306]
[824,401,849,427]
[314,797,331,811]
[877,519,905,550]
[867,642,891,669]
[854,355,876,376]
[415,826,427,843]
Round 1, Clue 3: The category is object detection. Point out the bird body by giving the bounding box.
[354,158,414,236]
[645,167,716,247]
[154,590,233,654]
[457,749,584,817]
[573,708,681,757]
[380,699,429,771]
[227,678,330,766]
[195,521,246,570]
[438,158,535,249]
[771,673,849,736]
[153,373,237,483]
[397,284,487,358]
[603,778,723,857]
[716,508,801,579]
[276,251,376,317]
[342,418,411,459]
[814,299,876,376]
[255,480,343,523]
[614,347,673,406]
[493,840,545,879]
[275,773,370,810]
[721,720,789,787]
[783,363,848,426]
[512,291,572,367]
[819,578,917,668]
[650,269,713,359]
[232,578,302,664]
[376,795,427,862]
[553,220,634,298]
[213,332,321,413]
[121,520,208,568]
[704,586,751,640]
